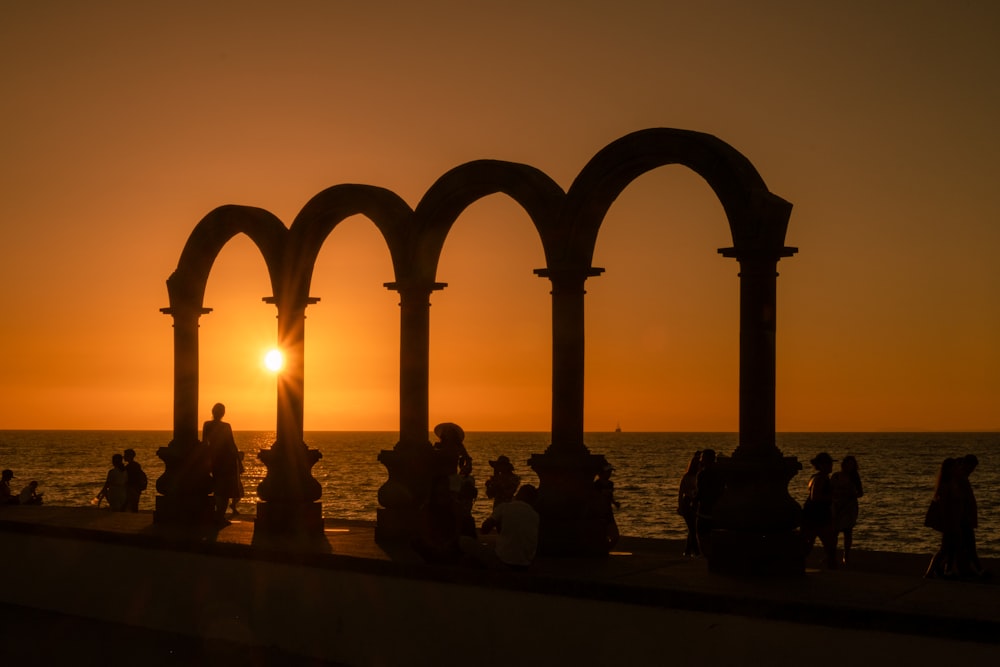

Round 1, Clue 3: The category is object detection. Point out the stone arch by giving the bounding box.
[410,160,564,284]
[558,128,791,268]
[284,184,414,303]
[167,204,288,309]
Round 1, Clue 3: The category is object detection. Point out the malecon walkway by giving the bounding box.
[0,506,997,666]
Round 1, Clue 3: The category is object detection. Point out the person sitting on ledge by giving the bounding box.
[1,469,19,505]
[18,480,43,506]
[484,455,520,509]
[463,484,540,571]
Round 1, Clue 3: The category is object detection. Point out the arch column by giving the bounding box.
[154,301,214,524]
[375,279,449,541]
[528,266,610,556]
[256,295,324,538]
[709,244,803,574]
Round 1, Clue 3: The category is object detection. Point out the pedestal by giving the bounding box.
[255,501,324,536]
[254,441,324,538]
[528,450,611,557]
[375,445,453,542]
[153,440,214,526]
[706,453,804,575]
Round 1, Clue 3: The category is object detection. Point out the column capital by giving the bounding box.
[533,266,604,293]
[160,306,212,317]
[383,280,447,294]
[262,295,320,309]
[718,246,798,261]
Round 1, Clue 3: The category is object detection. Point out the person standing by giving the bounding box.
[925,458,962,578]
[96,454,129,512]
[677,451,701,557]
[694,449,725,558]
[801,452,837,569]
[1,469,18,504]
[955,454,988,579]
[123,448,147,512]
[830,455,863,566]
[202,403,241,526]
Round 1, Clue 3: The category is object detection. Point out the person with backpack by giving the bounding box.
[123,448,147,512]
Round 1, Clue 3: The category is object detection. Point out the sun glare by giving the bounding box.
[264,349,285,373]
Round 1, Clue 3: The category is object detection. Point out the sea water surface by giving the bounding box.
[1,431,997,558]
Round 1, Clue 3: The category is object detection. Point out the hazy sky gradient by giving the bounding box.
[2,1,998,431]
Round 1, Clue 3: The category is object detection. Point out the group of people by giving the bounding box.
[95,448,148,512]
[679,447,992,579]
[679,449,865,567]
[924,454,987,580]
[92,402,245,520]
[676,449,725,559]
[801,452,864,568]
[0,469,43,506]
[413,422,542,570]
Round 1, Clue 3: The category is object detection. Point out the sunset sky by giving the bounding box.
[2,1,997,432]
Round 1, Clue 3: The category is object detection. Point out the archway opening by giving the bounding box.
[586,166,738,541]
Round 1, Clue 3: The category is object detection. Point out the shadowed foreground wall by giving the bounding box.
[0,525,997,665]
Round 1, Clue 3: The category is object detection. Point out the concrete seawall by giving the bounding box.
[0,506,997,665]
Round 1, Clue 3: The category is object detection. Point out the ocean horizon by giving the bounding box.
[2,430,997,559]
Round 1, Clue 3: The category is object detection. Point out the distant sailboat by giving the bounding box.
[614,422,622,433]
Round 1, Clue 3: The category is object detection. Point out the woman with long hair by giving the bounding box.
[924,457,962,578]
[677,451,701,557]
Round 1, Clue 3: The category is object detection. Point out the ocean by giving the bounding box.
[1,431,997,558]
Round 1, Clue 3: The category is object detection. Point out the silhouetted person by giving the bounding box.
[412,475,462,564]
[955,454,988,579]
[594,463,620,549]
[925,457,962,578]
[433,422,471,474]
[801,452,837,569]
[474,484,540,570]
[18,480,42,505]
[203,402,241,526]
[485,455,520,509]
[1,469,18,505]
[123,448,147,513]
[96,454,128,511]
[230,450,246,516]
[694,449,724,558]
[830,455,863,567]
[677,451,701,557]
[449,458,478,539]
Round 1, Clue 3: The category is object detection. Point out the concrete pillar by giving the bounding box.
[155,302,214,525]
[255,296,324,538]
[375,280,447,541]
[710,246,802,575]
[528,266,610,556]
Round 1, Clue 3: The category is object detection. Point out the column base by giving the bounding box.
[254,501,324,538]
[153,494,214,526]
[374,507,421,543]
[538,517,611,557]
[706,529,805,576]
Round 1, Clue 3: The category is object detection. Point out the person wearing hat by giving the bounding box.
[802,452,837,568]
[0,469,17,505]
[432,422,471,473]
[485,455,520,509]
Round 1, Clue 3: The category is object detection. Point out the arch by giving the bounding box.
[560,128,792,267]
[284,184,414,303]
[411,160,565,284]
[167,205,288,310]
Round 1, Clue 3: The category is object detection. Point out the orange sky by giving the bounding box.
[2,1,998,432]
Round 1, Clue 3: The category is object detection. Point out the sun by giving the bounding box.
[263,348,285,372]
